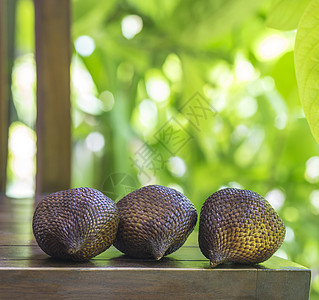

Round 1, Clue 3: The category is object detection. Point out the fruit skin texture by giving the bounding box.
[114,185,197,260]
[198,188,286,267]
[32,187,119,261]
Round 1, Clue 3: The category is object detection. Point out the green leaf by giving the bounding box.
[295,0,319,143]
[266,0,311,30]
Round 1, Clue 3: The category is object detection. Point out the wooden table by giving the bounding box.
[0,197,311,299]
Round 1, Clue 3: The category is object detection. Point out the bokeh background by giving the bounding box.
[5,0,319,297]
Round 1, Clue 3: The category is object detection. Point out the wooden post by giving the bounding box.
[0,0,8,195]
[34,0,71,194]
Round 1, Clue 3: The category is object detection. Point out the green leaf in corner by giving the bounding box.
[266,0,311,30]
[295,0,319,143]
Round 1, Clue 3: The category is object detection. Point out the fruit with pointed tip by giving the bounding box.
[114,185,197,260]
[32,187,119,261]
[198,188,285,267]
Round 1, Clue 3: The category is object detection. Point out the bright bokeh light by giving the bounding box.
[100,90,115,112]
[235,59,256,82]
[167,156,186,177]
[74,35,96,57]
[138,99,158,128]
[262,76,276,91]
[275,112,288,130]
[310,190,319,212]
[9,125,36,158]
[305,156,319,183]
[11,55,36,127]
[162,54,182,82]
[275,249,288,260]
[209,61,233,88]
[72,58,97,95]
[77,95,105,115]
[237,96,258,118]
[7,122,36,198]
[231,124,249,143]
[207,89,226,112]
[121,15,143,39]
[146,77,170,102]
[265,188,285,210]
[284,226,295,243]
[14,57,35,90]
[71,57,102,117]
[256,34,289,61]
[85,132,105,152]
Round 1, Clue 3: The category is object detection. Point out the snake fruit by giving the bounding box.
[199,188,286,267]
[32,187,119,261]
[114,185,197,260]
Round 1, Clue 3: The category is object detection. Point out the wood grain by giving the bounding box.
[34,0,71,194]
[0,269,257,300]
[0,0,8,194]
[0,196,311,299]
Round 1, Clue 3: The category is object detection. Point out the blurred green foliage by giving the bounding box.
[9,0,319,298]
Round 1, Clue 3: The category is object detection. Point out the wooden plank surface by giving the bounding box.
[0,0,8,194]
[0,196,311,299]
[34,0,71,194]
[0,268,257,300]
[0,248,310,300]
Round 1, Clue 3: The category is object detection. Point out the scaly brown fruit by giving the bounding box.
[199,188,285,267]
[114,185,197,260]
[32,187,119,261]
